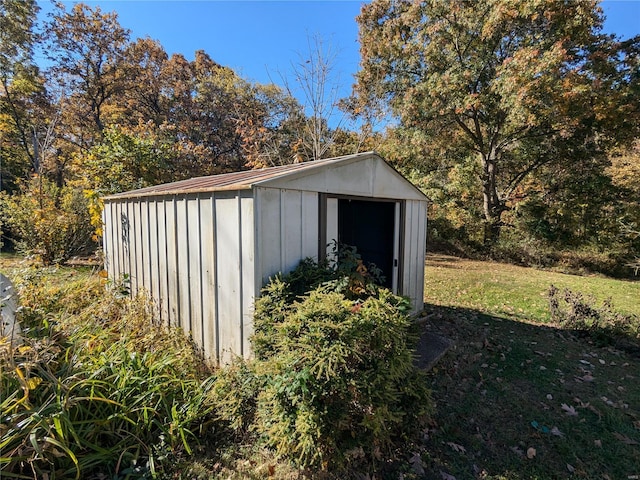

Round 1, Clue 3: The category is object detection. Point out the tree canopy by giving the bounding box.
[354,0,640,244]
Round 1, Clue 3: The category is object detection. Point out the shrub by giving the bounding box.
[209,359,262,442]
[1,269,216,479]
[548,284,640,348]
[0,177,95,265]
[250,254,433,472]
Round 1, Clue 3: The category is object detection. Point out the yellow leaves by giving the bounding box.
[25,376,42,390]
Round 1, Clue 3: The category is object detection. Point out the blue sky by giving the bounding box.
[37,0,640,106]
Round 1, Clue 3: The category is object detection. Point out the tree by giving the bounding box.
[0,0,42,191]
[120,37,170,127]
[280,34,355,161]
[354,0,640,245]
[45,2,131,148]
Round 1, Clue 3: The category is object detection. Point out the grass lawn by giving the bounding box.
[418,254,640,480]
[424,254,640,321]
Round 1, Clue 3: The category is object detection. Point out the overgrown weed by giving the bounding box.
[548,284,640,352]
[1,267,217,479]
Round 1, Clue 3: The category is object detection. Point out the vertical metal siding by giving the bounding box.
[187,195,204,349]
[416,200,427,312]
[402,200,414,304]
[240,193,255,357]
[301,191,318,259]
[176,197,190,332]
[156,199,170,322]
[326,197,338,257]
[140,201,151,294]
[113,201,122,278]
[148,199,160,318]
[215,193,242,363]
[121,201,129,287]
[102,203,114,273]
[256,187,319,286]
[401,200,427,313]
[132,200,143,294]
[199,196,217,358]
[257,188,282,286]
[282,190,303,272]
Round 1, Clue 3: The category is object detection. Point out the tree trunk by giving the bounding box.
[480,151,503,247]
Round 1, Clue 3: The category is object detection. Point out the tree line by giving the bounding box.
[1,0,639,275]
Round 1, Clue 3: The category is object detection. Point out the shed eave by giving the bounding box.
[102,183,253,201]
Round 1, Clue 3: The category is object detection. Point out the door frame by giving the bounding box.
[318,193,404,294]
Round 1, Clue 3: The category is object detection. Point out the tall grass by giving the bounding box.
[1,267,216,479]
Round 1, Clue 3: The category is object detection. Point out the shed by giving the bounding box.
[102,152,428,363]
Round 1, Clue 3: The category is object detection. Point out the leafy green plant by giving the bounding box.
[0,177,95,265]
[548,284,640,348]
[209,359,262,442]
[251,254,432,472]
[1,269,217,479]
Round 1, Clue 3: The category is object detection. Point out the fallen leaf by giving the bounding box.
[440,471,457,480]
[550,426,564,437]
[562,403,578,416]
[601,396,615,407]
[527,447,536,459]
[510,446,524,456]
[594,439,602,448]
[567,463,575,473]
[447,442,467,453]
[613,432,639,445]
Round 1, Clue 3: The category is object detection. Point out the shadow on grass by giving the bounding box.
[412,304,640,480]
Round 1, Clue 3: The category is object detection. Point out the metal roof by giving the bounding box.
[102,151,428,201]
[103,153,372,199]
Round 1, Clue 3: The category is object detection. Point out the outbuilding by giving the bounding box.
[102,152,428,363]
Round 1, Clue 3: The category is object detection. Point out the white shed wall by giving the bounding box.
[254,187,428,314]
[102,191,256,363]
[255,187,320,287]
[402,199,428,312]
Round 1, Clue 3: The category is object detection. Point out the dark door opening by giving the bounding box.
[338,199,395,289]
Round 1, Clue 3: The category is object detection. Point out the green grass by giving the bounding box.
[418,254,640,480]
[424,254,640,321]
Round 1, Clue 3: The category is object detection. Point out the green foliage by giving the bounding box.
[354,0,640,245]
[548,285,640,348]
[81,125,175,196]
[1,269,216,479]
[250,255,432,472]
[253,243,395,360]
[0,177,95,265]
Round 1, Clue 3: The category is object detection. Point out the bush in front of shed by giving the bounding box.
[242,255,433,472]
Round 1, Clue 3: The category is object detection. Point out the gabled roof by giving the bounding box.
[103,151,428,201]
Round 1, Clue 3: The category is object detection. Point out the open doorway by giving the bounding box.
[321,196,401,291]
